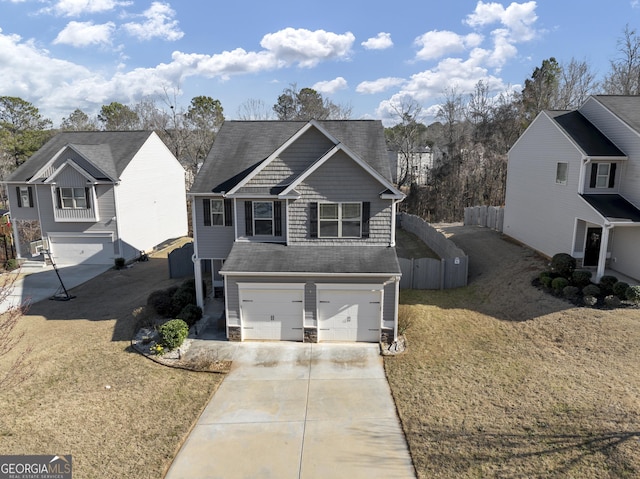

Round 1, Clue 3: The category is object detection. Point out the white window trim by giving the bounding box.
[595,163,610,189]
[555,162,568,185]
[253,201,274,236]
[19,186,32,207]
[60,187,86,209]
[318,202,362,239]
[210,199,224,226]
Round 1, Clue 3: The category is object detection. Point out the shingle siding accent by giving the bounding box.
[288,153,392,245]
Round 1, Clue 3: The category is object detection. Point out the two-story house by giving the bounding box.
[5,131,188,266]
[190,120,405,343]
[504,95,640,282]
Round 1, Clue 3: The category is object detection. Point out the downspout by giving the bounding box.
[390,199,402,247]
[112,182,124,259]
[190,195,204,309]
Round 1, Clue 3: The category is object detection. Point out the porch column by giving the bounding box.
[11,219,22,259]
[393,276,400,342]
[596,225,611,282]
[193,256,204,309]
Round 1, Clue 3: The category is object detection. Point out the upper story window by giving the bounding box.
[556,162,568,185]
[319,202,362,238]
[590,162,617,189]
[253,202,273,235]
[211,199,224,226]
[203,198,233,227]
[60,187,87,209]
[16,186,33,207]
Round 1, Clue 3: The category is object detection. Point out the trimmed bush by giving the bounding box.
[147,289,174,317]
[177,304,203,328]
[604,295,621,308]
[541,276,553,288]
[582,284,601,297]
[583,295,598,307]
[539,271,552,281]
[563,285,580,300]
[114,257,125,269]
[626,285,640,304]
[171,286,196,317]
[551,277,569,292]
[158,319,189,350]
[571,270,592,288]
[598,275,618,295]
[550,253,576,278]
[613,281,630,299]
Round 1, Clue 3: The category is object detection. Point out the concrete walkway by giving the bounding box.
[164,341,416,479]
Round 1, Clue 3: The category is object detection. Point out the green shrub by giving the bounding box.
[613,281,630,299]
[604,295,621,308]
[158,319,189,350]
[171,286,196,317]
[563,286,580,300]
[571,270,592,288]
[582,284,601,297]
[550,253,576,278]
[626,285,640,303]
[114,257,125,269]
[539,271,552,281]
[551,277,569,292]
[177,304,203,328]
[598,275,618,295]
[147,289,174,317]
[541,276,553,288]
[583,295,598,307]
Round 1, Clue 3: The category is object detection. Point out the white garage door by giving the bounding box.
[317,287,382,342]
[239,287,304,341]
[49,236,113,265]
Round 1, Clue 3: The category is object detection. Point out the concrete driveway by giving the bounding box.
[165,342,416,479]
[1,263,112,313]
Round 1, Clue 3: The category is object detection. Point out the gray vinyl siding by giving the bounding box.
[192,197,235,258]
[580,98,640,206]
[582,161,622,194]
[238,128,335,193]
[225,275,397,327]
[288,151,393,245]
[504,113,603,258]
[8,185,38,221]
[609,227,640,281]
[38,183,117,236]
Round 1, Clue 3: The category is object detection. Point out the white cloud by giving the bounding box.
[361,32,393,50]
[48,0,132,17]
[313,77,348,95]
[414,30,483,61]
[53,20,115,46]
[122,1,183,41]
[465,1,538,42]
[260,28,354,68]
[356,77,404,94]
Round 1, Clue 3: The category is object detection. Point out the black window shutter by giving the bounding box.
[16,187,22,207]
[244,201,253,236]
[362,201,371,238]
[310,202,318,238]
[224,199,233,226]
[274,201,282,236]
[27,187,33,207]
[56,188,62,209]
[609,163,617,188]
[84,187,91,209]
[590,163,598,188]
[203,199,211,226]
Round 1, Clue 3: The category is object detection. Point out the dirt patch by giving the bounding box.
[0,240,225,479]
[386,224,640,478]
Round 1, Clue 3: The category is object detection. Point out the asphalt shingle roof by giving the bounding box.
[6,131,153,182]
[220,242,401,275]
[547,110,625,157]
[190,120,392,194]
[592,95,640,133]
[581,194,640,222]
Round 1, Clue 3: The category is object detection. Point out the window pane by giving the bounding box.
[342,203,361,219]
[319,221,338,237]
[62,198,73,208]
[75,198,87,208]
[254,202,272,219]
[212,213,223,226]
[598,163,610,176]
[342,221,361,237]
[319,203,338,219]
[556,162,567,184]
[254,219,273,235]
[211,200,223,213]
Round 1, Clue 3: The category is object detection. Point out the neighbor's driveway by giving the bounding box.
[1,264,111,313]
[165,342,416,479]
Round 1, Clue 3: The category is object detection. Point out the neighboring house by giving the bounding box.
[190,120,405,342]
[5,131,188,266]
[504,95,640,282]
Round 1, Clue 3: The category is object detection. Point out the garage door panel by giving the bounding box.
[49,236,113,265]
[318,289,381,342]
[240,289,304,341]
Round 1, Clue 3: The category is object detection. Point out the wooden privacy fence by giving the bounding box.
[464,205,504,231]
[398,213,468,290]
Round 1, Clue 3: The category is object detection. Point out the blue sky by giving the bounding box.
[1,0,639,127]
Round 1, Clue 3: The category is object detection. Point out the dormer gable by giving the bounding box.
[30,144,116,184]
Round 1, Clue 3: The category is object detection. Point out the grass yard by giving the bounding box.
[0,242,224,479]
[386,225,640,478]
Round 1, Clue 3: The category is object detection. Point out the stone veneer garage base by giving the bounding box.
[227,325,395,343]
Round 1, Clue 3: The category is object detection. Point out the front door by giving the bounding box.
[584,227,602,267]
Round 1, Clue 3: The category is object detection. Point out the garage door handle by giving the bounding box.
[292,300,303,303]
[319,300,330,303]
[270,315,275,321]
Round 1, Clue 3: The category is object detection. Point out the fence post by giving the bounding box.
[440,258,445,290]
[410,258,415,289]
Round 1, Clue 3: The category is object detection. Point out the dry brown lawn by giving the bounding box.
[386,225,640,479]
[0,240,223,479]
